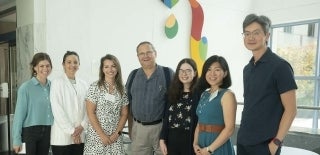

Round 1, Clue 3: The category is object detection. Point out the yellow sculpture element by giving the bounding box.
[190,36,205,75]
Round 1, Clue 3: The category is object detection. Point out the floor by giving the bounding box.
[0,151,13,155]
[0,143,131,155]
[1,134,133,155]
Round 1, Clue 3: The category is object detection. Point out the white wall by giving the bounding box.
[253,0,320,24]
[46,0,320,102]
[16,0,34,26]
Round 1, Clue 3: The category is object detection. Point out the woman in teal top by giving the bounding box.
[12,52,54,155]
[193,55,237,155]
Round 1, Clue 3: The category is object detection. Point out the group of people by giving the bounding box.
[11,13,297,155]
[12,51,129,155]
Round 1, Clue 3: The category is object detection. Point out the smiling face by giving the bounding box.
[205,62,227,89]
[137,43,157,69]
[243,22,270,53]
[178,63,196,86]
[63,54,79,79]
[34,60,52,80]
[103,59,117,82]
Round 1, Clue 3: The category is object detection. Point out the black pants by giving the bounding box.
[51,143,84,155]
[237,141,281,155]
[22,125,51,155]
[167,129,193,155]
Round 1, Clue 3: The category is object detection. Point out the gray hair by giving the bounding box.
[242,14,271,34]
[136,41,156,53]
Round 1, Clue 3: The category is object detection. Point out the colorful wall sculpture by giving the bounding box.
[162,0,208,74]
[189,0,207,75]
[162,0,179,39]
[165,14,179,39]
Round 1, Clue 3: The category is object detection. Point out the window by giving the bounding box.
[270,20,320,133]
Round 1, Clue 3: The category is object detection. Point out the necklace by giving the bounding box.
[105,81,116,94]
[69,79,77,94]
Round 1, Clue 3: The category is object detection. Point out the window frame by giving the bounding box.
[270,19,320,133]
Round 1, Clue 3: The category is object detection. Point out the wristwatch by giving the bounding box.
[206,147,213,154]
[272,138,283,146]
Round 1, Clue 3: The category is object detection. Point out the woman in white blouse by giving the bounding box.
[50,51,88,155]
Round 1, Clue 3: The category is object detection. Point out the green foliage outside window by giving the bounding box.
[277,44,317,107]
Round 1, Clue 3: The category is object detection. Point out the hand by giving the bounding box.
[199,147,212,155]
[109,132,119,143]
[72,125,84,137]
[159,139,167,155]
[100,133,112,145]
[193,144,201,155]
[13,145,21,154]
[268,141,279,155]
[73,135,82,144]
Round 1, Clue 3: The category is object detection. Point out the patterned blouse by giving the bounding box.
[168,92,193,130]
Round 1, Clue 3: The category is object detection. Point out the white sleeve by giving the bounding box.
[80,80,89,130]
[50,79,74,135]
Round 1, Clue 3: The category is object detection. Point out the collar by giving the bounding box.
[205,88,219,101]
[63,73,77,82]
[249,47,273,65]
[31,76,50,87]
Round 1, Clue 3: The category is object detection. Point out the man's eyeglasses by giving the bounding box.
[179,69,192,75]
[137,51,154,57]
[242,30,263,38]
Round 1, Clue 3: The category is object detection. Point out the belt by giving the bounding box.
[199,124,224,133]
[133,117,162,125]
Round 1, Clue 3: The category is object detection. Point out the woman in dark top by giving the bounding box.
[160,58,200,155]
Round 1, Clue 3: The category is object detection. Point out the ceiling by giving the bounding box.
[0,13,15,22]
[0,0,16,23]
[0,0,14,6]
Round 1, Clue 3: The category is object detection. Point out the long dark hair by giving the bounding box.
[30,52,52,77]
[167,58,198,104]
[97,54,125,97]
[196,55,232,94]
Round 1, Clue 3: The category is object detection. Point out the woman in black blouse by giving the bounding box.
[160,58,200,155]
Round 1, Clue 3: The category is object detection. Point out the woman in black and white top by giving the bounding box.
[160,58,200,155]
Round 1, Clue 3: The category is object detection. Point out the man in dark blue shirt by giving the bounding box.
[237,14,297,155]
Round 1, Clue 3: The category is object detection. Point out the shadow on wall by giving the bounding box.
[231,125,320,154]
